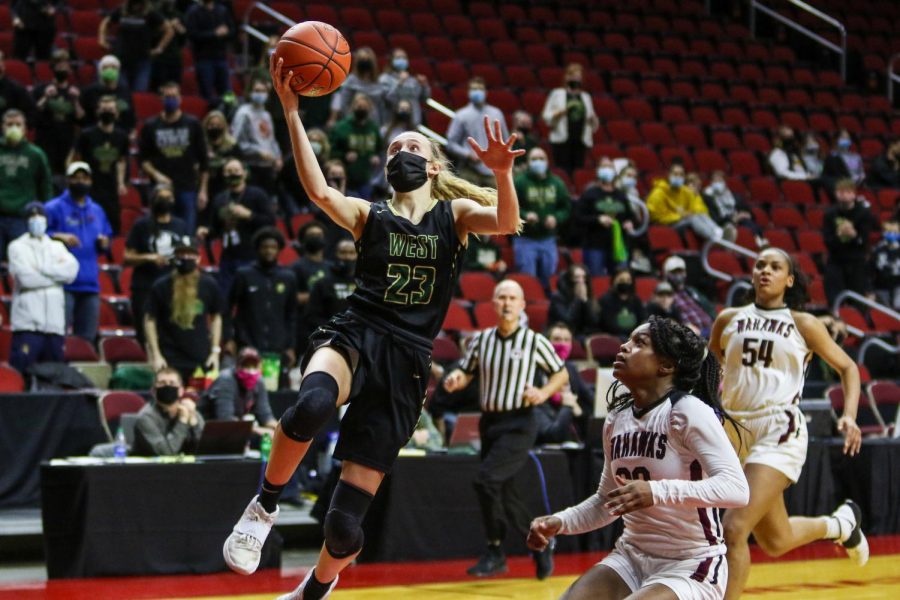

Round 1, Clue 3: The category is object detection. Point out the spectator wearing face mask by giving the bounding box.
[382,99,416,147]
[768,125,811,181]
[870,218,900,310]
[81,55,137,133]
[662,255,714,336]
[646,163,723,242]
[822,128,866,190]
[45,162,112,343]
[541,63,599,177]
[597,268,646,339]
[380,48,430,126]
[133,367,205,457]
[290,220,331,354]
[823,179,876,304]
[124,185,189,344]
[446,77,509,187]
[144,236,222,382]
[576,156,633,276]
[231,80,282,199]
[510,110,539,171]
[139,81,209,235]
[7,202,79,376]
[534,322,593,444]
[202,347,279,436]
[200,158,275,299]
[279,128,328,213]
[549,264,601,336]
[33,49,85,176]
[328,94,382,198]
[328,46,386,127]
[306,238,358,331]
[0,109,52,262]
[229,228,298,367]
[68,95,129,234]
[514,147,571,290]
[800,132,823,178]
[644,280,684,322]
[870,139,900,190]
[702,171,763,246]
[202,110,244,202]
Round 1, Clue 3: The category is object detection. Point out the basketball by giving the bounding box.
[274,21,352,97]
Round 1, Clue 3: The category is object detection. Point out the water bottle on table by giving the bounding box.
[113,426,127,463]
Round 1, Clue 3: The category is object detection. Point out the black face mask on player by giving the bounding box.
[386,151,429,193]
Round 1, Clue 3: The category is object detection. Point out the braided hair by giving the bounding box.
[607,316,741,434]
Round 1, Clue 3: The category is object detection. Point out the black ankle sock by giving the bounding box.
[303,568,335,600]
[259,478,285,513]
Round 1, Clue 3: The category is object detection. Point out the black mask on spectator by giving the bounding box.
[303,235,325,254]
[155,385,180,405]
[54,69,69,83]
[99,111,116,125]
[386,151,428,193]
[152,197,174,215]
[356,59,373,73]
[615,281,634,296]
[207,127,224,140]
[396,110,411,121]
[174,257,197,274]
[225,174,243,187]
[335,259,356,277]
[566,80,581,89]
[353,108,369,121]
[69,183,90,199]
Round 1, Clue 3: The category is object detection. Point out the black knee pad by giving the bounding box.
[323,481,373,559]
[280,372,338,442]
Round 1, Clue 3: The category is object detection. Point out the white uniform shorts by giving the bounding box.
[726,404,808,483]
[601,540,727,600]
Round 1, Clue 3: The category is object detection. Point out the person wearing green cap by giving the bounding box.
[81,55,137,132]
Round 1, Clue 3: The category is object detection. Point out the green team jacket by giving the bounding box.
[0,140,53,217]
[513,170,571,240]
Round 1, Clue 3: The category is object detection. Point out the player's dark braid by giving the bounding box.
[781,253,810,310]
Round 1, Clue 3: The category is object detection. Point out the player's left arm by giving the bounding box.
[452,117,524,238]
[795,311,862,455]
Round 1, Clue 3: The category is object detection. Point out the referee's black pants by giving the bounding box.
[474,409,538,545]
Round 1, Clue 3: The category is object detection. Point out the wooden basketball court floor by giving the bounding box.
[1,536,896,599]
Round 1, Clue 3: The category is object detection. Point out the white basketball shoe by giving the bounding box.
[831,499,869,567]
[223,495,279,575]
[276,569,339,600]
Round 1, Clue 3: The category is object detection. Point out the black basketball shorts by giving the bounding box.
[301,310,432,474]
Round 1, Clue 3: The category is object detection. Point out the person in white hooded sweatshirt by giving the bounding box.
[8,201,79,375]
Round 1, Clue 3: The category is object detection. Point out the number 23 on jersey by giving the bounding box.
[384,264,436,305]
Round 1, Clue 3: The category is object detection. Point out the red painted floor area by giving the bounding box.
[2,535,898,600]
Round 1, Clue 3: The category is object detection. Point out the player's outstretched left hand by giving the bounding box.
[836,415,861,456]
[269,55,299,113]
[605,475,654,516]
[467,116,525,174]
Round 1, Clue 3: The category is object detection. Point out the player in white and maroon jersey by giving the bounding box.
[710,248,867,600]
[528,316,749,600]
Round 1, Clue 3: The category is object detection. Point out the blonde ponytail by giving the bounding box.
[428,140,497,207]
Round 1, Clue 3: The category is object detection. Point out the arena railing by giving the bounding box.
[240,2,295,74]
[858,337,899,375]
[700,238,759,282]
[888,53,900,104]
[831,289,900,339]
[749,0,847,82]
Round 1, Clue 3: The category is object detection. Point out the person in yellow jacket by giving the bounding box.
[646,163,724,242]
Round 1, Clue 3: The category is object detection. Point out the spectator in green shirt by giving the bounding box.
[0,108,52,261]
[328,93,382,199]
[513,147,571,290]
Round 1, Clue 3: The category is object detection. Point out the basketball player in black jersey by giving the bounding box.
[222,56,526,600]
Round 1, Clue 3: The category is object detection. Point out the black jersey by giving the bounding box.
[348,199,465,342]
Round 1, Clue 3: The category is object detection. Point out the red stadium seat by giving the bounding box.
[73,38,106,62]
[621,98,655,122]
[690,105,720,126]
[764,228,797,252]
[639,122,674,147]
[0,365,25,393]
[707,250,747,277]
[694,149,728,174]
[69,11,103,36]
[712,130,741,151]
[64,336,100,362]
[796,230,827,256]
[748,178,781,203]
[729,151,762,177]
[635,277,657,302]
[100,337,147,364]
[98,391,147,440]
[591,276,611,297]
[647,225,685,254]
[525,302,549,332]
[870,310,900,334]
[375,9,409,33]
[507,273,546,302]
[606,120,641,146]
[473,301,498,329]
[672,124,707,149]
[769,205,805,229]
[459,272,496,303]
[586,334,621,366]
[626,146,661,173]
[781,181,815,206]
[442,300,474,332]
[432,337,461,364]
[867,381,900,435]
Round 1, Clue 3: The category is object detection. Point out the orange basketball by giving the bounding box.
[274,21,351,97]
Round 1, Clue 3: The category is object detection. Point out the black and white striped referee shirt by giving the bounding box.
[460,326,565,412]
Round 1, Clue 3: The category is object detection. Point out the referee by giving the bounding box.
[444,279,569,580]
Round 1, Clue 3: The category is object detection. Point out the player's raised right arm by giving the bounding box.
[271,56,369,239]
